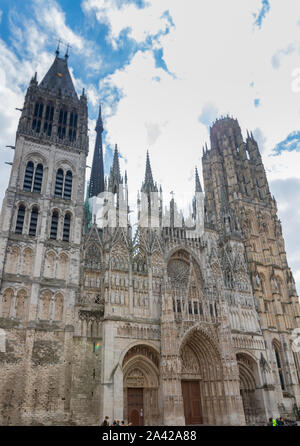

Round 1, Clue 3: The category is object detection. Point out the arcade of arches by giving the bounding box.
[121,336,264,425]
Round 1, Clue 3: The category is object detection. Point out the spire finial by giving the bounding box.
[89,102,105,198]
[141,150,156,193]
[95,102,103,133]
[65,43,71,60]
[56,39,62,57]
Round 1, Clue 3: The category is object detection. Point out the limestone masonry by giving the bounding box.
[0,50,299,426]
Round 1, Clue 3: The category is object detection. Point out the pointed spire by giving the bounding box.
[195,167,202,192]
[112,144,121,177]
[96,103,103,133]
[65,43,71,60]
[38,52,77,99]
[89,103,105,198]
[56,40,60,57]
[30,71,38,87]
[108,144,122,193]
[141,151,157,193]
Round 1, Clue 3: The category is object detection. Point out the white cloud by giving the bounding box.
[0,0,300,292]
[82,0,173,47]
[90,0,300,291]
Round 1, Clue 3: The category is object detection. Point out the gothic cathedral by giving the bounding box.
[0,50,299,426]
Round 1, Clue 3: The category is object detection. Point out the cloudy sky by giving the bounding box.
[0,0,300,292]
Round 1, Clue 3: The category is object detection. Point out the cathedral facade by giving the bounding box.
[0,51,300,426]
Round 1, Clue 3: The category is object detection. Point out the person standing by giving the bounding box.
[101,416,110,426]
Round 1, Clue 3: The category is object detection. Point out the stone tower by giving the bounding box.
[0,48,88,425]
[0,50,299,426]
[202,116,300,418]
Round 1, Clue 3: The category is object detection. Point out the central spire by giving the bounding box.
[89,104,105,198]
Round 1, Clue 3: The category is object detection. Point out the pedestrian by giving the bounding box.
[101,416,110,426]
[267,417,273,426]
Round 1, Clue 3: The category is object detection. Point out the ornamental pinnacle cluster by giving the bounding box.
[0,50,299,426]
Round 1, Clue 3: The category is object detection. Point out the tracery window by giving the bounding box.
[32,101,43,133]
[273,341,285,390]
[68,111,77,141]
[43,103,54,136]
[58,108,68,139]
[23,161,44,193]
[54,169,72,200]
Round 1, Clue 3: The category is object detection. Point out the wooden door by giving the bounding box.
[127,388,144,426]
[181,380,203,425]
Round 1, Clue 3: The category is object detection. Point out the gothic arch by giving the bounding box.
[122,344,160,426]
[151,250,164,277]
[179,327,224,425]
[236,352,263,424]
[118,341,160,368]
[22,247,34,276]
[55,159,76,173]
[6,245,20,274]
[15,289,28,320]
[39,290,52,320]
[272,338,286,391]
[85,243,102,270]
[1,288,14,318]
[132,246,147,273]
[24,151,47,166]
[44,250,56,278]
[57,252,69,280]
[53,292,64,321]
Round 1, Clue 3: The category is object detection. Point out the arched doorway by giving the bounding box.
[180,328,225,425]
[237,353,262,425]
[123,345,160,426]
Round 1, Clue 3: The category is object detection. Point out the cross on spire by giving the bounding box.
[56,38,63,56]
[65,43,72,59]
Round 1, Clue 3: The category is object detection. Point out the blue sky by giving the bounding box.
[0,0,300,291]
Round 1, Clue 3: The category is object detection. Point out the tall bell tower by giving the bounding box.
[0,47,88,425]
[202,116,300,417]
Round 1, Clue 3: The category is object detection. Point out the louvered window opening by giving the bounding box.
[23,161,34,191]
[63,171,72,199]
[50,211,59,239]
[15,205,25,234]
[29,207,38,236]
[63,213,71,241]
[33,164,43,193]
[55,169,64,197]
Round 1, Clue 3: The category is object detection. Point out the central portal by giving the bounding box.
[127,388,144,426]
[181,380,203,425]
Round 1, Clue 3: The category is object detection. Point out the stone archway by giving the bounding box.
[237,353,265,425]
[180,328,225,425]
[122,345,160,426]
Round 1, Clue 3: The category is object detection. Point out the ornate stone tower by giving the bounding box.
[202,116,300,418]
[0,48,88,425]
